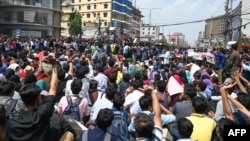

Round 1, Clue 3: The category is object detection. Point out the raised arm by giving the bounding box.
[48,57,58,96]
[233,71,248,94]
[220,83,235,122]
[149,87,162,128]
[227,94,250,118]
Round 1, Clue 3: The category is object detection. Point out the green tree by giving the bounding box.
[69,10,82,37]
[159,39,170,46]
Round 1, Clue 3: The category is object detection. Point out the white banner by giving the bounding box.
[24,11,36,22]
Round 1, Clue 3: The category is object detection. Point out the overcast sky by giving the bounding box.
[135,0,240,46]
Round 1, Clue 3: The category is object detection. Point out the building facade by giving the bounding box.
[0,0,62,38]
[61,0,132,37]
[167,32,186,47]
[131,7,143,35]
[241,0,250,37]
[140,24,160,41]
[204,15,224,41]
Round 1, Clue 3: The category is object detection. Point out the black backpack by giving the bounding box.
[62,96,82,122]
[107,111,129,141]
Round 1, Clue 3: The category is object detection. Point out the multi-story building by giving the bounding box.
[167,32,186,47]
[140,24,160,41]
[131,7,143,35]
[61,0,132,37]
[204,15,225,43]
[241,0,250,37]
[0,0,62,38]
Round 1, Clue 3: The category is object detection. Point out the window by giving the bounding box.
[143,28,145,30]
[104,4,108,8]
[152,32,155,34]
[94,5,96,9]
[79,0,81,2]
[87,0,91,1]
[83,23,86,26]
[72,0,74,3]
[71,7,74,11]
[142,32,144,34]
[153,27,155,30]
[148,32,150,34]
[87,14,90,18]
[67,23,70,26]
[93,13,96,17]
[87,5,91,10]
[104,22,107,26]
[79,6,81,10]
[103,13,108,17]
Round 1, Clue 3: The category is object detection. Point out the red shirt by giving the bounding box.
[104,67,119,77]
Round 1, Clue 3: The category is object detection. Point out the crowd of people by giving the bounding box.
[0,34,249,141]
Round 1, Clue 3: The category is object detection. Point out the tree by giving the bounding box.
[69,10,82,37]
[159,39,170,46]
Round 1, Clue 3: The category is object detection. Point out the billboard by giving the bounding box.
[24,11,36,22]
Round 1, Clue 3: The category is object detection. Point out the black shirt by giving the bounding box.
[5,95,56,141]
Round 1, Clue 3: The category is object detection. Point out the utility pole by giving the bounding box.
[141,8,160,25]
[98,15,101,34]
[224,0,230,46]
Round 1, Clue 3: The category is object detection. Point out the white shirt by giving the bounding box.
[124,90,144,115]
[90,94,113,120]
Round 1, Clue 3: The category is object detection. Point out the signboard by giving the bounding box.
[25,31,41,38]
[16,29,21,37]
[24,11,36,22]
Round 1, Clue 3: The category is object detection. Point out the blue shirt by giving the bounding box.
[0,63,8,73]
[128,111,176,133]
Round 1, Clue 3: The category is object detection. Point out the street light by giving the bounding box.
[141,8,160,25]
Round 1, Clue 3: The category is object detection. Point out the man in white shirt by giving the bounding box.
[124,80,144,115]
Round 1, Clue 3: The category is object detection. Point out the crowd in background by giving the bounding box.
[0,34,250,141]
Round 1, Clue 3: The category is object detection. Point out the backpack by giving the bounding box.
[82,129,111,141]
[107,111,129,141]
[160,70,168,81]
[62,96,82,122]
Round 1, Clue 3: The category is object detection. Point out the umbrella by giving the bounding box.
[157,54,166,58]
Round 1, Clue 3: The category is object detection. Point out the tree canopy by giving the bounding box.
[69,10,82,37]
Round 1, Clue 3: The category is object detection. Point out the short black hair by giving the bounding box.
[108,57,115,67]
[105,84,117,100]
[71,79,82,95]
[157,80,166,92]
[192,96,208,114]
[0,81,15,96]
[131,80,141,90]
[197,81,207,91]
[20,84,41,107]
[134,113,154,138]
[24,71,37,85]
[184,84,196,99]
[75,66,89,79]
[57,67,66,81]
[108,73,117,84]
[139,95,152,111]
[96,108,114,130]
[113,93,125,109]
[177,118,193,138]
[122,73,130,82]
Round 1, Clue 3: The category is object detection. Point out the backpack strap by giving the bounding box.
[82,130,88,141]
[75,97,82,106]
[66,96,82,107]
[104,132,111,141]
[66,95,73,107]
